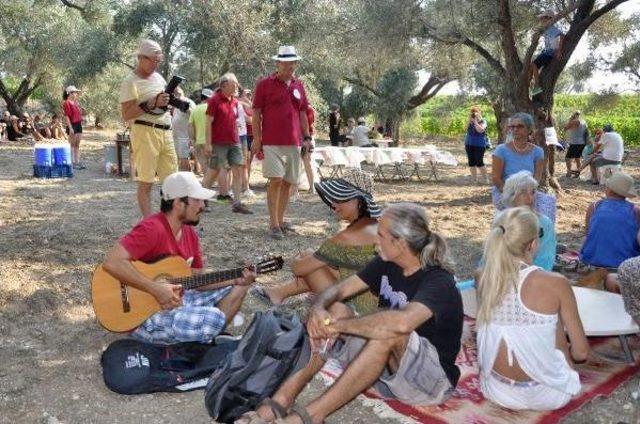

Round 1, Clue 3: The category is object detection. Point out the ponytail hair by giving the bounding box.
[477,207,539,324]
[383,203,453,273]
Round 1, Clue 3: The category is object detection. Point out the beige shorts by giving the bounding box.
[329,332,453,406]
[130,124,178,183]
[263,145,301,184]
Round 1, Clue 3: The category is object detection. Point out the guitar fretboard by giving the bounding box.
[170,267,245,290]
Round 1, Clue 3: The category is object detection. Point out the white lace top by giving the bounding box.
[477,265,581,395]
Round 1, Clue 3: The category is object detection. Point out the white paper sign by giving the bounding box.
[544,127,561,146]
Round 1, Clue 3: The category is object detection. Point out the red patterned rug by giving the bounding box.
[319,319,640,423]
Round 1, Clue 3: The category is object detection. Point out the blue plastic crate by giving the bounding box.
[33,164,52,178]
[50,164,74,178]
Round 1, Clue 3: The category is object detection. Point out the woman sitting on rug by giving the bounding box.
[501,171,556,271]
[491,113,557,223]
[477,207,589,411]
[581,172,640,270]
[251,168,381,314]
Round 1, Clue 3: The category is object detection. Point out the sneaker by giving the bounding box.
[530,86,543,96]
[216,194,232,203]
[269,227,284,240]
[280,221,298,234]
[232,202,253,214]
[242,189,255,197]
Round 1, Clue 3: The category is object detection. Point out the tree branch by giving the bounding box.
[343,77,381,97]
[59,0,85,13]
[583,0,630,27]
[406,75,451,110]
[497,0,523,74]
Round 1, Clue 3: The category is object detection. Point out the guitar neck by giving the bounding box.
[171,267,245,290]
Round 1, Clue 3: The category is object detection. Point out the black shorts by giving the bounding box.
[66,122,82,135]
[465,145,486,167]
[565,144,585,159]
[533,52,554,68]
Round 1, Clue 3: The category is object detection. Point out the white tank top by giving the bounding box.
[477,265,581,395]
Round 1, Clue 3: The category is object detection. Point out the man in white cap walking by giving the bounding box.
[119,39,178,217]
[252,46,312,239]
[103,171,256,344]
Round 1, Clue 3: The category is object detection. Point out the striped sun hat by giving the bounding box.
[314,168,382,218]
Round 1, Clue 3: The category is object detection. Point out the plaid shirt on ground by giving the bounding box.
[131,286,233,345]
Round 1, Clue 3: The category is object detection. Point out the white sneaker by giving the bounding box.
[242,189,255,197]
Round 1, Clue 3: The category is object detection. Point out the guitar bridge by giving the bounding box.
[120,284,131,313]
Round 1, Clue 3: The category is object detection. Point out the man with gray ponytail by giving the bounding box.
[239,203,463,424]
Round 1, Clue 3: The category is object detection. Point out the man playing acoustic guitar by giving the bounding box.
[102,171,256,344]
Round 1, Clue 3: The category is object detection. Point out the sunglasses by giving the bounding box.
[539,227,544,239]
[508,124,526,129]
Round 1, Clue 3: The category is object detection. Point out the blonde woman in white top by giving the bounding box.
[477,207,589,411]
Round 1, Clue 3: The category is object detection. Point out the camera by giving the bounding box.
[164,75,191,113]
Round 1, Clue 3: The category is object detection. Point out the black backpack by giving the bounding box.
[101,336,239,394]
[204,309,311,423]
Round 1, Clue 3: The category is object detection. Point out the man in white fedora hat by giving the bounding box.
[119,39,178,217]
[252,46,312,239]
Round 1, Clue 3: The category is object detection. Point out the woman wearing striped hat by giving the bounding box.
[251,168,381,314]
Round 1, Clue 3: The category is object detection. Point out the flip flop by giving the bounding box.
[250,286,275,307]
[274,404,315,424]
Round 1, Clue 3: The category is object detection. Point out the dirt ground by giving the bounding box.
[1,130,639,423]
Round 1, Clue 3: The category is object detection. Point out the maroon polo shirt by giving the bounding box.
[252,73,308,146]
[206,91,239,145]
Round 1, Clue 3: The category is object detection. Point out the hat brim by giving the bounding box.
[189,186,216,200]
[272,55,302,62]
[314,179,381,218]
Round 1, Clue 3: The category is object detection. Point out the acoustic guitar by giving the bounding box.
[91,255,284,333]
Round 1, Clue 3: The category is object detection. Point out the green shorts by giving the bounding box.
[209,143,244,169]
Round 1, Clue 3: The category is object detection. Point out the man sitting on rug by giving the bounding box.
[580,172,640,270]
[102,171,256,344]
[237,203,463,424]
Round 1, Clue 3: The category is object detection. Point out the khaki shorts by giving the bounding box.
[263,145,301,184]
[209,144,244,169]
[329,332,453,406]
[131,124,178,183]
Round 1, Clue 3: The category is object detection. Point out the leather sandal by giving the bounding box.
[274,403,315,424]
[234,398,288,424]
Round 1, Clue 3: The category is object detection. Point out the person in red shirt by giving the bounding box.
[252,46,312,239]
[238,88,254,196]
[102,171,256,344]
[62,85,85,169]
[302,105,317,194]
[203,73,252,215]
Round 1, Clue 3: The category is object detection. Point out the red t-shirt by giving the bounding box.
[306,106,315,136]
[120,213,203,269]
[62,100,82,124]
[206,91,239,145]
[252,74,308,146]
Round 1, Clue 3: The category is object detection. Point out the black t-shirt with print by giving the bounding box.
[357,256,463,386]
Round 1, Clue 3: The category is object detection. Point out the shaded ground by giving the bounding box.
[0,130,638,423]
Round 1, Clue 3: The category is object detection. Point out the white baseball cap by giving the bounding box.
[162,172,215,201]
[65,85,81,94]
[136,39,163,58]
[201,88,214,98]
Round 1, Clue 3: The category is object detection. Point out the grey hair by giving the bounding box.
[383,203,454,272]
[502,171,538,208]
[510,112,534,132]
